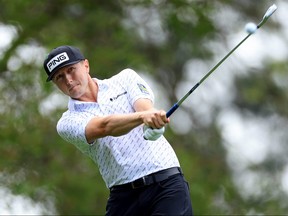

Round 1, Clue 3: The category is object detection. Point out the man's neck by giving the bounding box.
[73,77,98,102]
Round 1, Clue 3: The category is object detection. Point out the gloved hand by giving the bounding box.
[143,125,165,141]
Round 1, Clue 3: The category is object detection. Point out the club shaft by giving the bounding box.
[166,33,251,118]
[166,83,199,117]
[166,4,276,118]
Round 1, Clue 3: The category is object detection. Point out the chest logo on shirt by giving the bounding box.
[137,83,149,95]
[110,91,127,101]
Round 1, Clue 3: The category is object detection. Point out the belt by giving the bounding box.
[110,167,182,190]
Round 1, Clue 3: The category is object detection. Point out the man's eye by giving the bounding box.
[55,74,63,81]
[68,67,76,73]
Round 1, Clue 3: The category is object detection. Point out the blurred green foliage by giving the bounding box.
[0,0,287,215]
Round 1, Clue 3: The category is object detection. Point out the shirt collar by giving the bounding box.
[67,78,108,111]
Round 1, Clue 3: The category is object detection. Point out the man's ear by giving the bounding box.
[84,59,90,73]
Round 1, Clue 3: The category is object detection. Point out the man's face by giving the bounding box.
[52,59,90,100]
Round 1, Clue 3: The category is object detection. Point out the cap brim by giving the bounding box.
[46,60,83,82]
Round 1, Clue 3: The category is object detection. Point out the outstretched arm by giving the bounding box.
[85,98,169,143]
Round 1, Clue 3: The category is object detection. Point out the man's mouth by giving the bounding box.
[68,84,77,92]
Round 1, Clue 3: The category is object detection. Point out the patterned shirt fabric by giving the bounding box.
[56,68,180,188]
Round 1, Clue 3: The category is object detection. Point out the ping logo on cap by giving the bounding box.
[46,52,69,73]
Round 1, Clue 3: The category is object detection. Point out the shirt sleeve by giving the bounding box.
[118,68,155,105]
[56,111,93,154]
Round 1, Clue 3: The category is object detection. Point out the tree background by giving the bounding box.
[0,0,287,215]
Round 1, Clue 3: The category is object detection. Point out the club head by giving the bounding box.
[263,4,277,20]
[257,4,277,28]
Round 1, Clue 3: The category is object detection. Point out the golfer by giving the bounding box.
[43,45,193,215]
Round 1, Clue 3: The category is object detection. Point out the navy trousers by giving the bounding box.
[106,173,193,216]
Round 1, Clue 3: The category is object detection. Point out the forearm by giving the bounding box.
[85,112,144,142]
[85,98,169,143]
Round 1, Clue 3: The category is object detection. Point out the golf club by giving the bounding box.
[166,4,277,118]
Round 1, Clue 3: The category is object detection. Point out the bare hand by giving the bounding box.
[141,109,169,129]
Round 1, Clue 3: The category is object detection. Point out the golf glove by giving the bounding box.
[143,125,165,141]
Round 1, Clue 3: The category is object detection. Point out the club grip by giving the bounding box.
[166,103,179,118]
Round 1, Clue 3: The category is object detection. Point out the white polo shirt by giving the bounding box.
[56,68,180,188]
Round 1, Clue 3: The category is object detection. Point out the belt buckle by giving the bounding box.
[131,177,146,189]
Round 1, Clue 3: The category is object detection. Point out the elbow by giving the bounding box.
[85,118,109,142]
[86,127,123,142]
[85,127,107,143]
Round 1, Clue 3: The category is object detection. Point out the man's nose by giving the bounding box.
[64,73,72,85]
